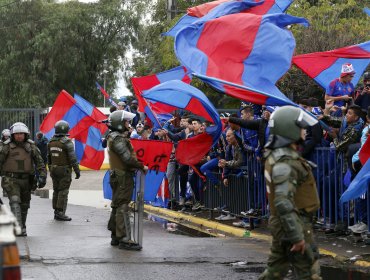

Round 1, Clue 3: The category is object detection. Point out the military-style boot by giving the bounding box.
[110,234,119,246]
[54,210,72,221]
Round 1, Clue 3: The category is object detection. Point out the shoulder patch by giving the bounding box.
[27,139,35,144]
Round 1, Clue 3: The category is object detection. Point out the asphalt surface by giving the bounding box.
[2,170,369,279]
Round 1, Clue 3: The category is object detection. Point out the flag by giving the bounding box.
[153,177,171,208]
[40,90,95,140]
[103,170,112,200]
[359,136,370,165]
[142,80,222,166]
[131,66,191,113]
[340,159,370,203]
[292,41,370,89]
[96,82,118,108]
[131,139,173,201]
[175,13,308,106]
[164,0,293,37]
[72,94,108,170]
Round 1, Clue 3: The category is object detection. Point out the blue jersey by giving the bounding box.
[326,78,354,107]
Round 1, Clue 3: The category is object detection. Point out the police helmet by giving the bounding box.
[10,122,30,135]
[108,110,136,132]
[266,106,318,148]
[54,120,70,135]
[1,129,10,138]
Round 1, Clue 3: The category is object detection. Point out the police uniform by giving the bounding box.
[260,147,321,280]
[48,134,80,221]
[0,133,46,236]
[259,106,321,280]
[107,129,145,249]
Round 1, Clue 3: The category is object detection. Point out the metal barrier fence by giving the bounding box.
[202,148,369,231]
[0,108,47,139]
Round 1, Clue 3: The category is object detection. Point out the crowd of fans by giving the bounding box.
[1,64,368,235]
[112,66,370,235]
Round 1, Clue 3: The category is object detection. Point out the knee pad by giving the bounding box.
[10,195,21,204]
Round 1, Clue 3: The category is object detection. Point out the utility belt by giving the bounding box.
[50,165,71,177]
[4,172,30,179]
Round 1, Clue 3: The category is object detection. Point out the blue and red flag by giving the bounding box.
[131,66,191,113]
[96,82,118,108]
[340,159,370,203]
[293,41,370,89]
[131,139,173,201]
[359,136,370,165]
[73,94,108,170]
[40,90,95,140]
[131,66,192,128]
[142,80,222,166]
[164,0,294,37]
[175,13,308,106]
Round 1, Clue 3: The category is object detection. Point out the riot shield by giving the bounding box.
[131,170,145,248]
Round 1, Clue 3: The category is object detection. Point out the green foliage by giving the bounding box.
[0,0,144,108]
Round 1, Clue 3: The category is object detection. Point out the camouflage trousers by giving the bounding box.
[1,176,32,229]
[259,215,322,280]
[107,169,135,240]
[50,165,72,211]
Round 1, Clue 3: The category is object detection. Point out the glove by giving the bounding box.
[38,177,46,189]
[75,171,81,179]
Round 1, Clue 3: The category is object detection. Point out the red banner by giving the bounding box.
[131,139,173,173]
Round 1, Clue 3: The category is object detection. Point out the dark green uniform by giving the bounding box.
[48,135,80,219]
[106,130,144,246]
[0,138,46,234]
[259,147,321,280]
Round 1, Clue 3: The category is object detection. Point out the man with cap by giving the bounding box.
[325,63,356,116]
[48,120,80,221]
[105,110,148,250]
[0,122,47,236]
[259,106,321,280]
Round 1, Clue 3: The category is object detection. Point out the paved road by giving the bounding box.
[15,195,269,280]
[7,170,369,279]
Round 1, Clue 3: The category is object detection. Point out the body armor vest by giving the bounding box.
[3,143,33,173]
[48,139,69,166]
[107,132,135,171]
[265,148,320,216]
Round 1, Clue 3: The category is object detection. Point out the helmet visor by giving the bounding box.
[296,110,318,128]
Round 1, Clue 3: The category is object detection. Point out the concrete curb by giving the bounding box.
[144,205,370,268]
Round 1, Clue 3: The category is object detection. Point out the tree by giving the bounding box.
[0,0,145,108]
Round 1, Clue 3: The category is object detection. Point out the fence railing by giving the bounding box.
[201,148,369,231]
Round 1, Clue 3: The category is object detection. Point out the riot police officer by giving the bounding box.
[259,106,322,280]
[1,129,10,142]
[106,110,148,250]
[48,120,80,221]
[0,122,46,236]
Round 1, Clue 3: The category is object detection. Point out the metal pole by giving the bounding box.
[103,73,106,108]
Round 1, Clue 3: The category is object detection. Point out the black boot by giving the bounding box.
[54,210,72,221]
[111,235,119,246]
[118,241,142,251]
